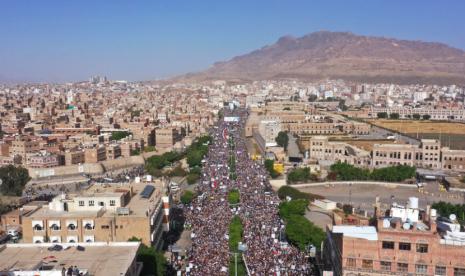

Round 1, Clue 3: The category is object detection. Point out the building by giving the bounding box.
[323,198,465,276]
[0,242,141,276]
[441,147,465,171]
[26,151,60,168]
[64,149,85,165]
[307,136,371,167]
[258,120,281,147]
[84,145,106,163]
[156,127,182,148]
[370,106,465,121]
[106,144,122,160]
[9,136,40,163]
[373,139,462,171]
[20,180,170,249]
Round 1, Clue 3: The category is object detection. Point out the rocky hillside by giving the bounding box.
[182,31,465,84]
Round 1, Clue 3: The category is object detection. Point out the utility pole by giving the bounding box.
[235,252,238,276]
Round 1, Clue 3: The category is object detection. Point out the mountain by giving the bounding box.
[181,31,465,85]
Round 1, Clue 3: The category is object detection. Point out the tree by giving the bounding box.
[377,112,388,119]
[308,94,318,102]
[342,204,353,215]
[389,113,400,119]
[277,186,324,201]
[279,199,309,220]
[228,189,240,205]
[275,131,289,151]
[412,113,421,120]
[287,167,317,184]
[180,190,195,205]
[264,159,280,179]
[0,165,31,196]
[330,162,415,182]
[168,166,187,177]
[285,215,325,250]
[423,114,431,120]
[186,173,200,185]
[187,150,203,168]
[111,131,131,141]
[128,237,167,276]
[338,99,348,111]
[229,215,243,252]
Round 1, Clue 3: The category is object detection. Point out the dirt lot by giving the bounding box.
[367,119,465,135]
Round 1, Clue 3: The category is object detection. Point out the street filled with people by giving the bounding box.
[184,107,310,275]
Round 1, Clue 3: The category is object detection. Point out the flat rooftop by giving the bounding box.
[332,225,378,241]
[26,180,166,219]
[0,242,140,276]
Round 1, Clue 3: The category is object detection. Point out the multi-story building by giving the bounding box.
[370,106,465,121]
[26,151,60,168]
[323,198,465,276]
[84,145,106,163]
[307,136,372,167]
[441,147,465,171]
[64,149,85,165]
[106,144,122,160]
[258,120,281,147]
[373,139,460,170]
[155,127,182,148]
[21,180,170,249]
[9,136,40,163]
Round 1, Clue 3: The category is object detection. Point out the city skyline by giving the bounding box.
[1,0,465,83]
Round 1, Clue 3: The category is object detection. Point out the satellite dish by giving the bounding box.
[403,223,411,230]
[450,214,457,221]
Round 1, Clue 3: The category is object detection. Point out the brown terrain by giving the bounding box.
[180,31,465,85]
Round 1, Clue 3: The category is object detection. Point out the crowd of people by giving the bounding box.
[184,107,310,275]
[90,165,145,183]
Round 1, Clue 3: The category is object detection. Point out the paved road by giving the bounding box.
[297,182,465,212]
[287,134,302,159]
[367,124,420,145]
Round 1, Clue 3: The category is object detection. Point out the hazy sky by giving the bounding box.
[1,0,464,83]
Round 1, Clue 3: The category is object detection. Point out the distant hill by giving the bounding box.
[180,31,465,85]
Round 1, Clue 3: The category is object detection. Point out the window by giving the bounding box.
[397,263,408,273]
[362,260,373,270]
[455,268,465,276]
[78,201,85,206]
[416,243,428,253]
[435,266,446,276]
[382,241,395,249]
[399,242,411,251]
[109,200,116,206]
[380,261,391,271]
[101,225,110,229]
[416,264,428,274]
[346,258,356,267]
[88,200,94,207]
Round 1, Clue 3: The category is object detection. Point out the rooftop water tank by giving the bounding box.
[383,219,391,228]
[409,197,419,209]
[430,209,437,218]
[403,223,411,230]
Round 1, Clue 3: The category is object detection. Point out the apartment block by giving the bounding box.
[84,146,106,163]
[323,199,465,276]
[21,180,170,249]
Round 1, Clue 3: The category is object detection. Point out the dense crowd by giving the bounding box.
[184,108,310,275]
[90,165,145,183]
